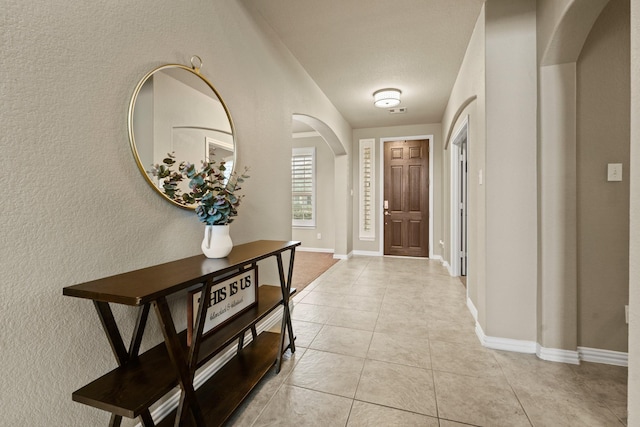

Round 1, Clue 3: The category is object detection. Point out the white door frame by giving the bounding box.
[378,134,434,257]
[450,117,469,276]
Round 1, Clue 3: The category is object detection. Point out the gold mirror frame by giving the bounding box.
[128,58,236,209]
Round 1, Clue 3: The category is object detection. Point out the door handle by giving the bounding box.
[384,211,391,216]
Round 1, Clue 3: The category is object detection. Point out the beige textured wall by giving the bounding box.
[292,136,336,250]
[629,1,639,422]
[576,0,630,352]
[0,0,351,425]
[537,0,609,66]
[484,0,538,341]
[441,6,486,319]
[351,124,442,257]
[538,62,578,351]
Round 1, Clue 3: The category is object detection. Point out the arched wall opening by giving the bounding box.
[538,0,629,365]
[291,114,348,257]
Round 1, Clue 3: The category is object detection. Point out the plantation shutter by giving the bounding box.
[292,147,315,227]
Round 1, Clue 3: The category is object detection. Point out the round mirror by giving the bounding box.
[128,60,236,209]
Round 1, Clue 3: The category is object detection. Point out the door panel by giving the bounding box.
[390,221,403,248]
[390,166,403,210]
[409,221,422,248]
[409,165,422,212]
[383,139,429,257]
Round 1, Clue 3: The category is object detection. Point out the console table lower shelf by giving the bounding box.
[156,331,280,427]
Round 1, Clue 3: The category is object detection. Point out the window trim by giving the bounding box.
[291,147,316,228]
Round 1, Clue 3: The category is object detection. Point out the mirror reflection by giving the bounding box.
[129,64,235,209]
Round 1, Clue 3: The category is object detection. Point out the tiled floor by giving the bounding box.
[227,256,628,426]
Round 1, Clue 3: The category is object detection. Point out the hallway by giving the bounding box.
[228,256,627,426]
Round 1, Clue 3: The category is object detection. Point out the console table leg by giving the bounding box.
[94,302,156,426]
[153,297,205,427]
[129,303,150,358]
[93,301,128,365]
[108,413,122,427]
[139,411,155,426]
[284,249,296,354]
[275,250,296,373]
[237,331,245,351]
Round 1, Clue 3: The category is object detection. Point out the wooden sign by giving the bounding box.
[188,266,257,345]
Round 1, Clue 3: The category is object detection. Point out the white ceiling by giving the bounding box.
[242,0,485,129]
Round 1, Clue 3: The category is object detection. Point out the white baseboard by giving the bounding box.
[442,260,452,275]
[353,250,383,257]
[466,297,478,322]
[537,344,580,365]
[135,302,286,427]
[578,346,628,367]
[473,315,626,367]
[333,251,353,260]
[297,247,334,253]
[475,324,537,354]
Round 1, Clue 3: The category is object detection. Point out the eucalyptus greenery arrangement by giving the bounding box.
[151,152,249,225]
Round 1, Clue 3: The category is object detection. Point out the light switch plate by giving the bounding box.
[607,163,623,182]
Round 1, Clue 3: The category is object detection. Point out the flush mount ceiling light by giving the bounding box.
[373,88,402,108]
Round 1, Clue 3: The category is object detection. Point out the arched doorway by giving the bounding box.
[291,114,347,257]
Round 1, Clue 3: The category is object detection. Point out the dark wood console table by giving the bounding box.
[63,240,300,427]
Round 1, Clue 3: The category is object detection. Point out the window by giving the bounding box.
[291,147,316,227]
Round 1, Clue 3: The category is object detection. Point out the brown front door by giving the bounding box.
[383,139,429,257]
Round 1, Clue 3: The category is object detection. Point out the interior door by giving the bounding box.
[383,139,429,257]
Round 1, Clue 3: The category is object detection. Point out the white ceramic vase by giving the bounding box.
[201,224,233,258]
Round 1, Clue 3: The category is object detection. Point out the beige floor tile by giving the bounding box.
[367,331,431,369]
[342,293,384,312]
[227,348,304,426]
[302,278,324,292]
[515,387,624,427]
[300,291,383,312]
[286,348,364,398]
[252,384,353,427]
[299,290,349,307]
[430,339,504,378]
[291,301,336,323]
[381,292,428,314]
[229,256,627,427]
[495,348,629,425]
[605,399,629,426]
[309,324,373,358]
[324,266,364,281]
[291,319,323,347]
[571,361,628,406]
[427,319,480,346]
[354,272,392,285]
[385,279,431,293]
[293,287,311,299]
[433,370,531,427]
[423,301,475,324]
[375,310,430,338]
[420,286,466,302]
[355,359,437,417]
[326,306,379,331]
[439,420,481,427]
[493,350,584,395]
[422,290,469,307]
[347,401,439,427]
[346,281,388,297]
[312,279,352,294]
